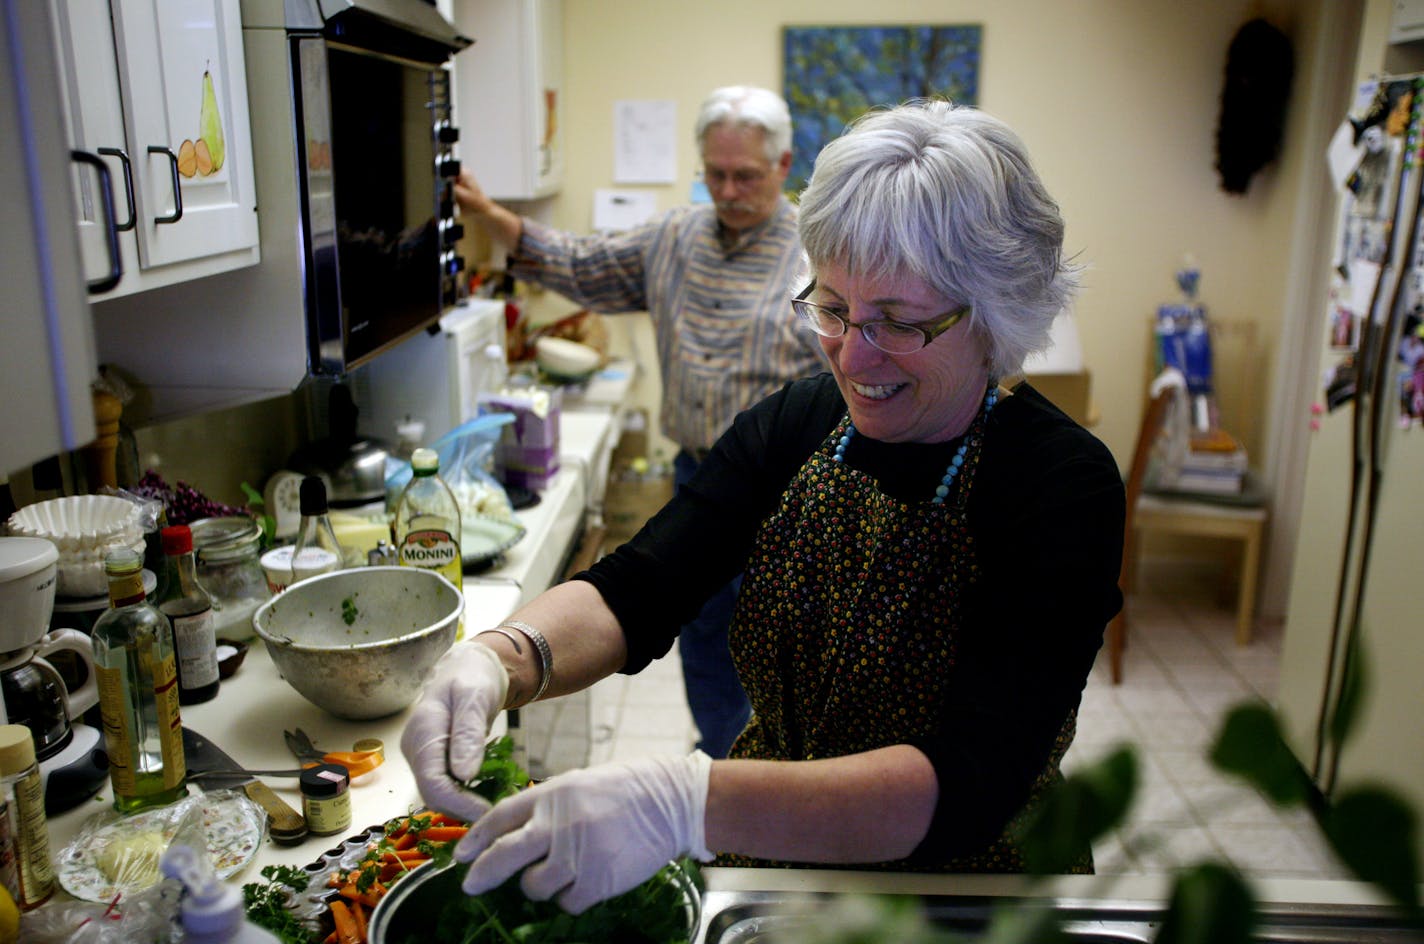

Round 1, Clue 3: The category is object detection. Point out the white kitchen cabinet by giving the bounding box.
[2,1,99,475]
[453,0,564,200]
[49,0,259,299]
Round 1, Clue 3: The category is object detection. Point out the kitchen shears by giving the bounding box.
[283,728,384,779]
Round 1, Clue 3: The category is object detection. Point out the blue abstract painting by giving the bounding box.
[783,25,982,192]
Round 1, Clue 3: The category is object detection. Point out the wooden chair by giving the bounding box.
[1107,385,1269,684]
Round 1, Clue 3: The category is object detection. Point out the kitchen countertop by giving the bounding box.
[42,408,617,892]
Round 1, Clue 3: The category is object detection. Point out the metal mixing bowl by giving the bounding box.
[366,859,702,944]
[251,567,462,720]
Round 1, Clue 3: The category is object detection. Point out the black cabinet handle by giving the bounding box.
[147,145,183,224]
[96,147,135,231]
[70,150,123,294]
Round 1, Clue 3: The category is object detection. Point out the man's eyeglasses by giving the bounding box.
[791,282,970,355]
[703,167,768,189]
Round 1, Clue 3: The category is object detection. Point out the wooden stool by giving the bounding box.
[1133,494,1268,645]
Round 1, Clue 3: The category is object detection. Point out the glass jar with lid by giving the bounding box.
[188,516,271,642]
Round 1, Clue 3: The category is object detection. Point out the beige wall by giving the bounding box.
[493,0,1328,473]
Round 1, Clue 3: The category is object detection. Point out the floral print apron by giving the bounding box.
[716,411,1085,873]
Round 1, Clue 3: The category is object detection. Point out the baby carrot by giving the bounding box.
[330,900,361,944]
[420,826,469,843]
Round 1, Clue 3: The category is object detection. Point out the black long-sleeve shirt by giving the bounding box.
[576,373,1125,861]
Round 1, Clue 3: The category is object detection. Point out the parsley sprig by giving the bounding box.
[243,864,315,944]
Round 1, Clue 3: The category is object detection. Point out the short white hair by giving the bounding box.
[798,100,1079,378]
[695,86,793,161]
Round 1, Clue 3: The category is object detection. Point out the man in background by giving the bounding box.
[454,85,823,758]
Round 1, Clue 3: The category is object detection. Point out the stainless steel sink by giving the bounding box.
[695,890,1423,943]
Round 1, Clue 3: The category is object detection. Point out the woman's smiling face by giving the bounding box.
[814,262,993,444]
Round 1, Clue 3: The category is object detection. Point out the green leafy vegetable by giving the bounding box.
[407,859,698,944]
[243,864,316,944]
[464,734,527,804]
[394,737,698,943]
[341,596,359,625]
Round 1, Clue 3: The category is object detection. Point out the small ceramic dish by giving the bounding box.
[216,640,249,679]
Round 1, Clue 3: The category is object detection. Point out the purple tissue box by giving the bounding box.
[480,388,561,450]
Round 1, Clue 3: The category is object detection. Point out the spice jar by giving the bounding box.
[299,763,351,836]
[189,516,271,642]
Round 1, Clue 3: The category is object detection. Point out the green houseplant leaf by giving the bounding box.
[1324,786,1421,911]
[1154,862,1256,944]
[1209,702,1314,807]
[1326,624,1366,762]
[1014,746,1137,874]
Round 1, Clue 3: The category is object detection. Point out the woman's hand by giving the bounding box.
[399,642,510,823]
[454,752,714,914]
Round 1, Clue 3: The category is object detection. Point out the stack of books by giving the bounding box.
[1172,428,1247,494]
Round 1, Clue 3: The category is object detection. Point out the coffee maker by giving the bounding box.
[0,536,109,813]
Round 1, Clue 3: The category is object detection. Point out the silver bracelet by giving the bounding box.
[474,627,524,657]
[497,619,553,702]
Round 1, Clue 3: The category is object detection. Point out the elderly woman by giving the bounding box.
[402,100,1125,913]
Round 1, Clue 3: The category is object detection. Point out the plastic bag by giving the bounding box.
[53,789,267,904]
[98,485,166,535]
[19,875,183,943]
[1155,303,1214,395]
[385,413,517,522]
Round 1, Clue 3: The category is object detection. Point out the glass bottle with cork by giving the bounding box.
[392,448,463,634]
[158,524,220,704]
[0,724,54,910]
[91,548,187,812]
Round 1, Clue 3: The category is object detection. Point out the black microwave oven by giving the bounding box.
[248,0,471,374]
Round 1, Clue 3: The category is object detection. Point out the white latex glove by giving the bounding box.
[399,641,510,823]
[455,751,714,914]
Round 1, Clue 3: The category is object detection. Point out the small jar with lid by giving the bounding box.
[0,724,55,909]
[189,516,272,642]
[299,763,352,836]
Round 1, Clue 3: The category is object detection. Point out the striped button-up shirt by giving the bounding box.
[509,197,825,453]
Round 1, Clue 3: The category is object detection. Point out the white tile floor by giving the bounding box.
[520,560,1350,882]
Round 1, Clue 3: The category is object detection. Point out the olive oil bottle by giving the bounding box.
[91,548,187,812]
[392,448,463,635]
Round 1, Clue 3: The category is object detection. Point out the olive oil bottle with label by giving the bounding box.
[91,548,187,812]
[392,448,463,635]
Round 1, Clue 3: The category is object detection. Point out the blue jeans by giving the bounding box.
[674,450,752,758]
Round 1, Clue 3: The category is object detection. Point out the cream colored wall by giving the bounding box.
[503,0,1322,472]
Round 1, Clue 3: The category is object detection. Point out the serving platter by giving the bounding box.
[461,515,526,570]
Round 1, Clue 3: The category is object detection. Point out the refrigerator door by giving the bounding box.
[1332,426,1424,819]
[1278,76,1424,870]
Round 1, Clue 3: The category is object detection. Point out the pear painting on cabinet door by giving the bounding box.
[175,70,227,180]
[154,0,230,187]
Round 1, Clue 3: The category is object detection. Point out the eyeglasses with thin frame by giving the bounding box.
[703,166,769,189]
[791,281,971,355]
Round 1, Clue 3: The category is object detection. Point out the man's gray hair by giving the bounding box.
[798,100,1079,378]
[695,86,793,161]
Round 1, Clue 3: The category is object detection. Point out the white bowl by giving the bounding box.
[535,336,602,380]
[7,496,146,598]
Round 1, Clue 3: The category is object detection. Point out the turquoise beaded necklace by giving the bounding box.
[832,383,999,504]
